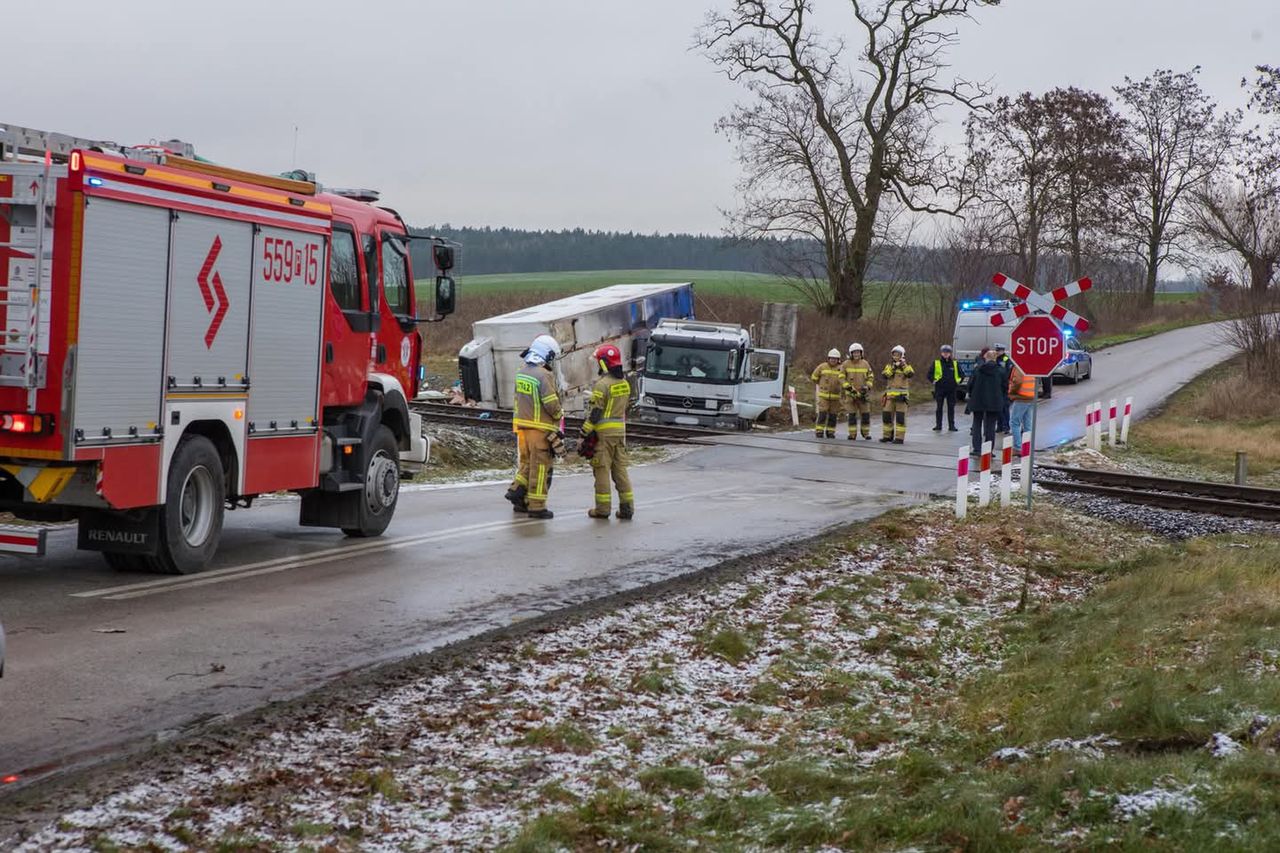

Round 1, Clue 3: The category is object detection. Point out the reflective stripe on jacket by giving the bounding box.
[513,364,562,431]
[841,358,874,392]
[811,362,845,400]
[882,361,914,397]
[583,375,631,434]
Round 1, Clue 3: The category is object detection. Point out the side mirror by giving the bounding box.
[434,275,456,317]
[433,244,455,272]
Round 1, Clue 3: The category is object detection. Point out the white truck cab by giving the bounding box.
[635,320,786,430]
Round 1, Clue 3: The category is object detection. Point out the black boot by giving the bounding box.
[513,501,528,514]
[617,503,634,520]
[527,508,554,520]
[505,485,527,506]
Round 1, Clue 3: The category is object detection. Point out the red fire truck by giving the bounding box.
[0,124,456,573]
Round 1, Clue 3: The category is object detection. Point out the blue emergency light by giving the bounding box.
[961,301,971,309]
[982,297,991,304]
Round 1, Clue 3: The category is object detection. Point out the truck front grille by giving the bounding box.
[651,393,712,411]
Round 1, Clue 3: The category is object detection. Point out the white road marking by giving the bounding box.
[72,488,735,601]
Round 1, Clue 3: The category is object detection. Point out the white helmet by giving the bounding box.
[827,348,841,359]
[526,334,562,366]
[891,345,905,356]
[848,343,863,355]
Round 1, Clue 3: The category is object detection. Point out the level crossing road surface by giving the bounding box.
[0,320,1238,783]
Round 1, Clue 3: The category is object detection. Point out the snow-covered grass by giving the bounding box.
[14,504,1280,851]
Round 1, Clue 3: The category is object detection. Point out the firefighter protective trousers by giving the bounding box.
[515,429,555,511]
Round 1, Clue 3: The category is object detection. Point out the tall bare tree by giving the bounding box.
[1113,67,1236,310]
[966,93,1061,287]
[1042,87,1131,281]
[699,0,994,320]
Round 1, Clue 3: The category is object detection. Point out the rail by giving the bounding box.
[1035,464,1280,522]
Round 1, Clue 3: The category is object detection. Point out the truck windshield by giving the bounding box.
[645,344,739,384]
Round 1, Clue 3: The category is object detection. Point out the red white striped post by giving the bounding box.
[1120,396,1133,445]
[956,446,969,518]
[978,440,993,508]
[999,435,1013,506]
[1107,399,1118,448]
[1019,436,1031,495]
[1090,401,1103,451]
[1084,403,1093,447]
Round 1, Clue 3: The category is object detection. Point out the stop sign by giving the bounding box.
[1009,315,1064,377]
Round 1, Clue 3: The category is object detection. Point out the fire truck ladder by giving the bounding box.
[0,125,81,411]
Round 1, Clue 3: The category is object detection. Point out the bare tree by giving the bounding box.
[1042,87,1131,281]
[699,0,994,320]
[1189,181,1280,295]
[966,93,1061,287]
[1113,67,1236,310]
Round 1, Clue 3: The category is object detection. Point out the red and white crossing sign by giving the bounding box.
[989,273,1092,332]
[1009,315,1064,377]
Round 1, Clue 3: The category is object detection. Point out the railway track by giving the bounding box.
[1036,464,1280,522]
[410,401,731,445]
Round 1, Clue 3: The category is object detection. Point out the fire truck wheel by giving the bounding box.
[151,435,226,574]
[343,425,399,538]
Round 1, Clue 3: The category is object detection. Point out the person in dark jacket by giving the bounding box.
[994,342,1012,433]
[930,344,962,432]
[966,348,1003,456]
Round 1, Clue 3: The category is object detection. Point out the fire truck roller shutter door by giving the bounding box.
[165,213,252,392]
[73,199,169,442]
[246,226,326,435]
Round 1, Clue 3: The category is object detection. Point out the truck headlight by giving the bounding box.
[719,401,734,411]
[642,396,655,406]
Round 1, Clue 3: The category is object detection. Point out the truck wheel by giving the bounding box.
[343,425,399,538]
[149,435,225,574]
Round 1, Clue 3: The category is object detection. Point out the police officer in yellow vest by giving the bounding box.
[841,342,875,440]
[504,334,563,519]
[579,344,634,520]
[880,344,914,443]
[811,349,845,438]
[930,344,963,432]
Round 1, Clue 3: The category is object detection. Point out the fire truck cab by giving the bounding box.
[0,124,456,573]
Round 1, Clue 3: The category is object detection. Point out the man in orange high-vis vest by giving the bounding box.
[1007,361,1038,453]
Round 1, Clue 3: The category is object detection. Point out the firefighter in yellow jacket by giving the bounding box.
[880,344,914,444]
[811,349,845,438]
[579,344,634,520]
[504,334,564,519]
[841,342,875,440]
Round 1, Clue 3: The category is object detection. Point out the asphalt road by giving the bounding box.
[0,320,1235,784]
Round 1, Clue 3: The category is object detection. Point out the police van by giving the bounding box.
[952,299,1092,398]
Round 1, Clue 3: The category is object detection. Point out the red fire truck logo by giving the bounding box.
[197,236,230,348]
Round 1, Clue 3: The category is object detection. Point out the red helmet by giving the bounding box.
[594,344,623,370]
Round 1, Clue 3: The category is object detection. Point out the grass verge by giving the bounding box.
[505,530,1280,852]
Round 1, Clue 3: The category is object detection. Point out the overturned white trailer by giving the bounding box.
[457,283,695,412]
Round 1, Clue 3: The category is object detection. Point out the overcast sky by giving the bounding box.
[5,1,1276,234]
